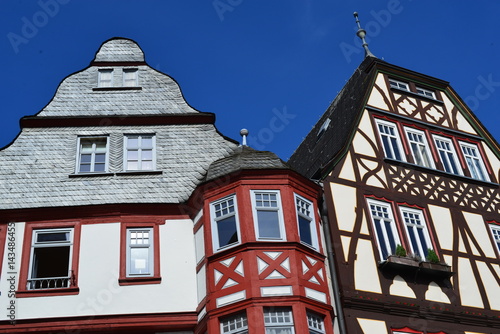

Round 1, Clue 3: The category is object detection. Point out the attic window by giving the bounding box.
[98,69,113,87]
[416,86,436,99]
[123,68,138,87]
[389,79,409,91]
[317,118,331,140]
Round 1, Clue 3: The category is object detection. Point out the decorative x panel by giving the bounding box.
[301,255,324,285]
[256,251,291,280]
[213,255,245,290]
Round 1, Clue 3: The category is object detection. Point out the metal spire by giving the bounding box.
[240,128,248,146]
[353,12,375,58]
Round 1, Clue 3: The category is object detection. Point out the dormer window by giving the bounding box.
[77,137,109,173]
[98,69,113,87]
[123,68,138,87]
[317,118,331,140]
[388,79,409,91]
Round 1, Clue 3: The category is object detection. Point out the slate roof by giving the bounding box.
[205,145,290,182]
[287,56,378,179]
[0,38,238,210]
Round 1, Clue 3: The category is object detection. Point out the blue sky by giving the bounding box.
[1,1,499,160]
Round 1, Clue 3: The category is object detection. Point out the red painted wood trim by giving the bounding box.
[0,311,197,333]
[119,222,161,285]
[17,221,82,297]
[20,113,215,128]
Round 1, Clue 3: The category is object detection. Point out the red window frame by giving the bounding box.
[119,222,161,285]
[17,221,81,298]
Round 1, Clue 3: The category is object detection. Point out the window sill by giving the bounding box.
[69,172,114,178]
[92,86,142,91]
[116,170,163,176]
[384,158,499,187]
[16,287,80,298]
[118,276,161,286]
[389,87,444,105]
[379,256,453,279]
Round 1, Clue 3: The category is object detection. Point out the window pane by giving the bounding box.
[141,137,153,147]
[36,232,69,243]
[257,210,281,238]
[127,150,138,160]
[94,163,105,172]
[218,216,238,247]
[94,153,106,163]
[130,248,149,274]
[299,216,312,246]
[127,161,138,170]
[32,246,70,278]
[141,150,153,160]
[79,164,91,173]
[80,154,92,163]
[141,161,153,170]
[127,137,139,148]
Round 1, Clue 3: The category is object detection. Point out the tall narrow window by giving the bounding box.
[367,199,401,260]
[460,142,489,181]
[295,195,318,249]
[307,312,325,334]
[264,307,294,334]
[405,128,434,168]
[252,190,285,240]
[98,69,113,87]
[221,312,248,334]
[127,228,153,276]
[211,195,240,250]
[123,68,138,87]
[433,136,462,175]
[375,119,405,161]
[28,229,73,290]
[400,207,433,259]
[77,137,108,173]
[489,224,500,255]
[124,135,155,171]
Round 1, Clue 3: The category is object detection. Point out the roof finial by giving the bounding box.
[353,12,375,58]
[240,128,249,146]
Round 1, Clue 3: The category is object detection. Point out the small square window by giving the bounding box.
[28,229,74,290]
[389,78,409,91]
[98,69,113,87]
[211,195,240,251]
[416,86,436,99]
[221,312,248,334]
[307,312,325,334]
[251,190,285,240]
[123,68,138,87]
[77,137,108,173]
[264,307,295,334]
[124,135,156,171]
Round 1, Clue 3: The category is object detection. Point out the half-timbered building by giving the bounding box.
[288,35,500,334]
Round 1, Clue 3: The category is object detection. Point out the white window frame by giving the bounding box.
[295,194,319,250]
[488,224,500,256]
[307,312,325,334]
[126,228,154,277]
[459,141,490,182]
[76,137,109,173]
[416,86,436,99]
[404,127,435,168]
[375,119,406,162]
[388,78,409,91]
[210,195,241,251]
[264,307,295,334]
[399,207,433,260]
[123,134,156,171]
[123,68,138,87]
[251,190,286,241]
[98,68,113,87]
[28,228,74,290]
[366,199,401,260]
[220,312,248,334]
[432,135,463,176]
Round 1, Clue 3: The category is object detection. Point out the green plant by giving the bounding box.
[395,244,407,257]
[426,249,439,263]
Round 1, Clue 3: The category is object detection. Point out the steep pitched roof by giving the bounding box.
[288,56,378,179]
[205,145,290,181]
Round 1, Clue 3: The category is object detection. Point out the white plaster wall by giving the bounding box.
[357,318,387,334]
[428,205,453,251]
[458,257,484,308]
[366,73,390,110]
[354,239,381,294]
[441,93,477,135]
[331,184,357,233]
[476,261,500,310]
[10,219,198,320]
[463,212,497,258]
